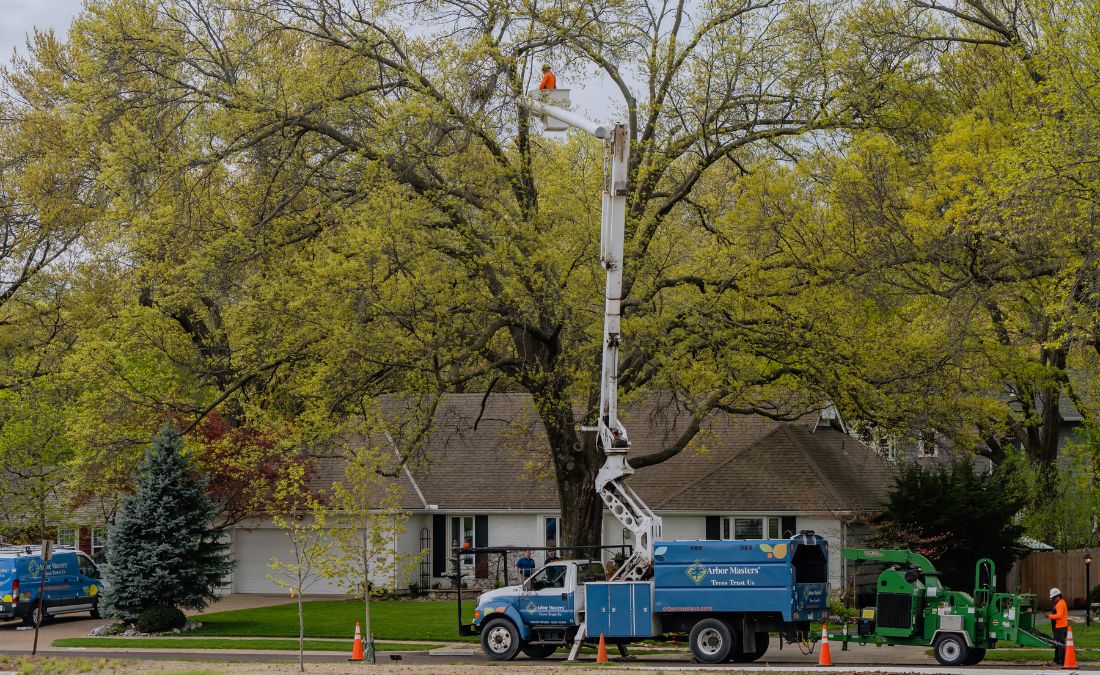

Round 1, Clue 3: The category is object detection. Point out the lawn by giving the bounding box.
[983,647,1096,662]
[52,637,441,652]
[171,599,478,642]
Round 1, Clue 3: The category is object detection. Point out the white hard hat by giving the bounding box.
[1050,587,1062,599]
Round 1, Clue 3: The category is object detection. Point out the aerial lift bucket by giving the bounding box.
[528,89,571,131]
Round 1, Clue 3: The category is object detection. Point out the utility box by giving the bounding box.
[584,581,656,638]
[528,89,571,131]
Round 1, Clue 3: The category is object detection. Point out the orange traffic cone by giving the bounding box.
[1063,625,1077,670]
[818,623,833,667]
[596,633,608,663]
[349,621,364,662]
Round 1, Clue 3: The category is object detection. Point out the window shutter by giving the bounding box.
[782,516,797,538]
[474,515,488,547]
[432,514,446,577]
[705,516,721,540]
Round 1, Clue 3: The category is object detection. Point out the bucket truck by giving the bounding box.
[468,94,829,664]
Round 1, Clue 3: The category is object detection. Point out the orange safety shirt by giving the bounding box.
[1048,597,1068,628]
[539,70,556,90]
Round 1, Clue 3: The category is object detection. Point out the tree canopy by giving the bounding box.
[0,0,1099,549]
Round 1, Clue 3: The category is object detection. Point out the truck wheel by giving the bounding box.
[521,644,557,659]
[481,618,521,661]
[90,600,102,619]
[690,618,733,664]
[730,631,769,662]
[962,647,986,665]
[933,633,969,666]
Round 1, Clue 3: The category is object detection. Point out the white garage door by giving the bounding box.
[234,528,346,594]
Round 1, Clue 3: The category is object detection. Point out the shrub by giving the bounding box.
[136,605,186,633]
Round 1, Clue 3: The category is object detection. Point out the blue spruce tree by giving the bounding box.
[103,425,235,620]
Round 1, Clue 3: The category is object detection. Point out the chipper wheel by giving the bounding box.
[932,633,970,667]
[962,647,986,665]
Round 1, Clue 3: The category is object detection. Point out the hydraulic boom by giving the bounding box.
[527,96,663,581]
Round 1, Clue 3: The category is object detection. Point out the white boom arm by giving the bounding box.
[526,98,663,581]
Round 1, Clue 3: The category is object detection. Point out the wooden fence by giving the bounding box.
[1006,548,1096,608]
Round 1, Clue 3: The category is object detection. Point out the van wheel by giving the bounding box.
[481,618,521,661]
[522,644,557,659]
[22,605,44,627]
[90,600,102,619]
[690,618,733,664]
[933,633,969,666]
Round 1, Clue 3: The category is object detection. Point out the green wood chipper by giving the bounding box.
[825,548,1059,666]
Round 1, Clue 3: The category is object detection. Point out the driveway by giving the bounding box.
[0,593,304,651]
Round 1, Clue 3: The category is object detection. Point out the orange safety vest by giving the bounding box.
[539,71,556,90]
[1048,597,1068,628]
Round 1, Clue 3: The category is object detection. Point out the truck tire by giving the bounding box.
[481,618,521,661]
[90,599,102,619]
[730,631,769,662]
[521,644,557,659]
[690,618,733,663]
[962,647,986,665]
[933,633,969,667]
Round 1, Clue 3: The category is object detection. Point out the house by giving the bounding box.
[0,482,113,562]
[229,393,895,595]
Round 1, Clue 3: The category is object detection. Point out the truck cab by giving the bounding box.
[472,560,604,660]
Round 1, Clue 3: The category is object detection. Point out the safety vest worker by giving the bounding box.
[1048,588,1068,666]
[539,64,556,90]
[1048,588,1068,627]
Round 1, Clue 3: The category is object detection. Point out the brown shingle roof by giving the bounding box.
[349,393,893,513]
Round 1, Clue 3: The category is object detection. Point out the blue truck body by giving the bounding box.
[472,533,828,662]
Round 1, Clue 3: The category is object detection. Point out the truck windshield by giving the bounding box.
[529,565,567,590]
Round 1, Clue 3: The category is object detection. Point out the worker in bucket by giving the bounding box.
[1048,587,1069,666]
[538,64,556,90]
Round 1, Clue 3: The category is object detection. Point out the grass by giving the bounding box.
[174,599,478,642]
[0,655,122,674]
[51,637,441,652]
[983,647,1097,662]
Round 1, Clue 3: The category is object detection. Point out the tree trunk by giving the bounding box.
[536,392,604,557]
[297,576,305,672]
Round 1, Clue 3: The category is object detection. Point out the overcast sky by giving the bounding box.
[1,0,83,61]
[1,0,622,123]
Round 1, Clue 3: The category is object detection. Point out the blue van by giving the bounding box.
[0,546,105,626]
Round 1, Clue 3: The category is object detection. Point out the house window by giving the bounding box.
[853,423,898,461]
[722,517,771,540]
[543,516,560,550]
[91,527,108,556]
[451,516,474,563]
[917,433,939,457]
[56,527,77,549]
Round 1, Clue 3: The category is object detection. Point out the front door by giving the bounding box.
[518,564,574,625]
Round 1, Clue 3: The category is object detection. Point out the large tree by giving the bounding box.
[39,0,919,548]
